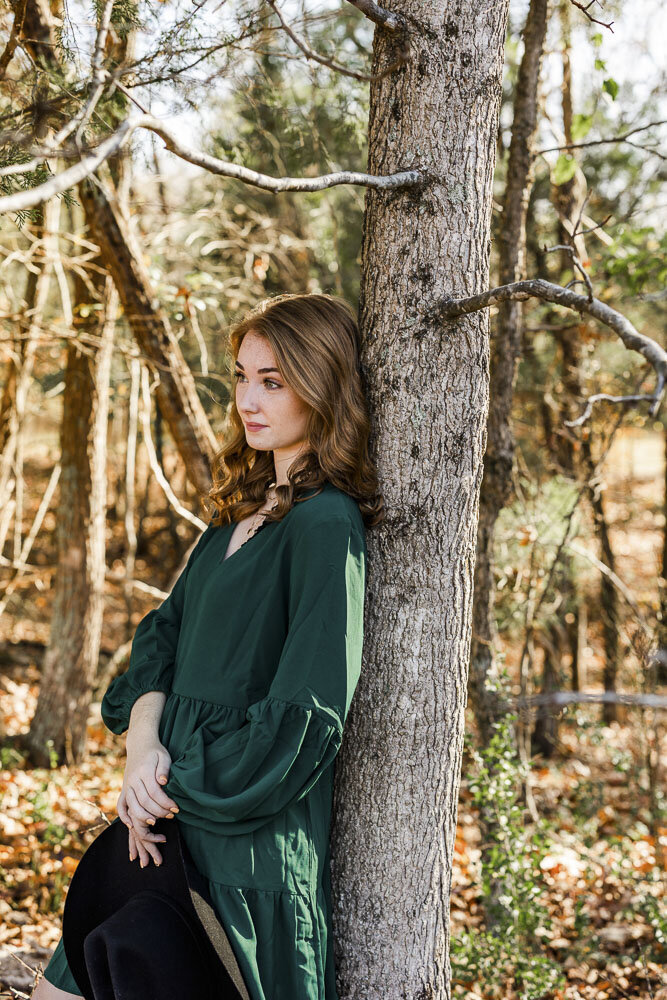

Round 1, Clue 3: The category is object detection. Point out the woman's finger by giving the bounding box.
[150,755,180,812]
[125,784,160,826]
[144,777,180,816]
[117,792,133,829]
[127,823,167,844]
[142,839,164,866]
[138,775,179,819]
[132,828,164,867]
[131,829,150,867]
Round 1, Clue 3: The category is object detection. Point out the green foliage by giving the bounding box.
[452,671,564,999]
[91,0,143,39]
[604,226,667,295]
[0,743,24,769]
[551,153,577,185]
[25,777,68,847]
[571,113,594,141]
[628,891,667,961]
[602,77,619,101]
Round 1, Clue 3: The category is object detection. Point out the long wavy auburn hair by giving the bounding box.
[206,292,384,530]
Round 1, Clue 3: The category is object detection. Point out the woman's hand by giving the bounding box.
[117,738,180,867]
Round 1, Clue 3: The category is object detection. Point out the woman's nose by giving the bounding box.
[239,385,260,410]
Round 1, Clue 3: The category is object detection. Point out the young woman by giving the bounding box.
[37,292,384,1000]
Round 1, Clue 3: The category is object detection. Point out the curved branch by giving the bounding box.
[0,114,426,215]
[0,119,135,214]
[267,0,410,81]
[434,277,667,420]
[344,0,403,30]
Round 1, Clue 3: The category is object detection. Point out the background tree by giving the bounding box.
[0,2,664,999]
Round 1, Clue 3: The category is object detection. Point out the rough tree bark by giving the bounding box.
[25,274,116,766]
[469,0,550,747]
[467,0,550,897]
[20,11,130,765]
[547,0,620,730]
[330,3,510,997]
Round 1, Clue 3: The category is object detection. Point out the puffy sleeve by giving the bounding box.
[164,514,366,836]
[101,523,216,736]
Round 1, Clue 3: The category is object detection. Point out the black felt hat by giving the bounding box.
[62,815,251,1000]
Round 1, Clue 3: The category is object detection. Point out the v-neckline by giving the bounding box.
[217,482,331,567]
[220,516,271,565]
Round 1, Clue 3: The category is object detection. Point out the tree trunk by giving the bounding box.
[469,0,549,747]
[330,4,510,996]
[26,274,116,766]
[76,177,217,496]
[657,430,667,684]
[20,0,217,498]
[467,0,549,924]
[549,0,619,723]
[22,8,130,766]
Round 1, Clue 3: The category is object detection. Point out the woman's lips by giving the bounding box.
[246,422,267,430]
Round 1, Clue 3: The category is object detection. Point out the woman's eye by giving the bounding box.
[233,372,281,390]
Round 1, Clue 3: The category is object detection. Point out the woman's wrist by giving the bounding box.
[126,690,167,753]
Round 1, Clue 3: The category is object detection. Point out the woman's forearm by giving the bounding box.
[126,691,167,752]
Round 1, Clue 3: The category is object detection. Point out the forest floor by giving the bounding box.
[0,679,663,1000]
[0,429,665,999]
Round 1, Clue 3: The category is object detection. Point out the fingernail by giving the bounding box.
[147,819,155,826]
[140,861,145,868]
[155,861,162,867]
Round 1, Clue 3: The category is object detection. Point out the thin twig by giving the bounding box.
[139,366,207,531]
[267,0,410,81]
[537,119,666,155]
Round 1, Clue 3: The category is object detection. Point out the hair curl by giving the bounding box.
[206,292,384,530]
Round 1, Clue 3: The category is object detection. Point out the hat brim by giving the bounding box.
[62,816,250,1000]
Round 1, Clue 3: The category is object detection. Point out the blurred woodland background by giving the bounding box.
[0,0,665,998]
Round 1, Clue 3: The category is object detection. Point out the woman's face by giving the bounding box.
[234,330,310,460]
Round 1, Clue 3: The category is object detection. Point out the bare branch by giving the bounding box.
[544,242,593,300]
[0,463,60,618]
[537,119,667,155]
[344,0,403,31]
[267,0,410,80]
[0,119,135,213]
[564,540,646,626]
[513,690,667,709]
[0,0,29,78]
[74,0,116,147]
[139,366,208,532]
[137,115,426,192]
[434,277,667,420]
[568,0,614,31]
[0,115,426,215]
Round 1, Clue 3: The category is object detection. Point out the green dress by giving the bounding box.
[43,481,367,999]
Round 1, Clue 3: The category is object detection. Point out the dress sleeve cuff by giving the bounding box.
[101,662,174,735]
